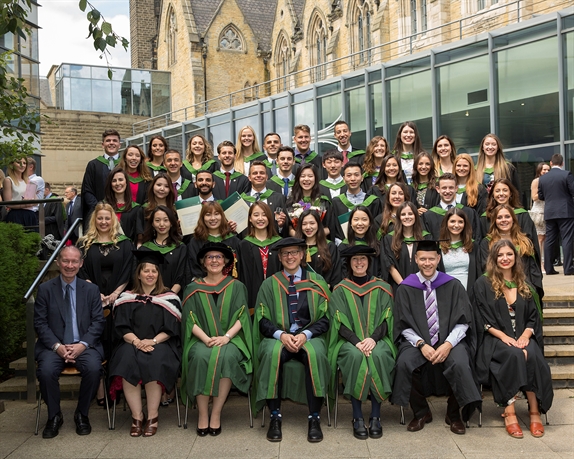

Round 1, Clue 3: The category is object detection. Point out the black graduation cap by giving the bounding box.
[133,250,164,266]
[339,245,377,258]
[414,240,443,253]
[272,237,307,250]
[197,242,234,266]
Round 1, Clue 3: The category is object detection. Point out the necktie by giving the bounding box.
[283,178,290,197]
[108,157,115,171]
[424,280,439,346]
[173,183,178,195]
[63,284,75,344]
[446,204,453,210]
[271,160,277,175]
[68,200,74,217]
[254,192,261,201]
[342,150,348,165]
[288,275,301,330]
[225,172,231,196]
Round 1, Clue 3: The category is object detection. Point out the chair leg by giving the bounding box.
[183,398,188,429]
[400,406,405,425]
[479,410,482,427]
[102,375,111,430]
[334,381,338,429]
[247,390,253,428]
[112,398,116,430]
[545,412,549,425]
[34,392,42,435]
[175,385,181,427]
[326,395,331,427]
[261,405,266,428]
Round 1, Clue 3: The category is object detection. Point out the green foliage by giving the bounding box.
[0,223,41,372]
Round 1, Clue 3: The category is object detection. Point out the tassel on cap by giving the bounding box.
[306,245,312,263]
[232,253,238,278]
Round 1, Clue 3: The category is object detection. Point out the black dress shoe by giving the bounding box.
[545,271,559,275]
[196,426,209,436]
[266,417,282,442]
[307,417,323,443]
[368,417,383,439]
[445,415,466,434]
[42,412,63,439]
[208,425,221,436]
[352,418,368,440]
[74,412,91,435]
[407,411,432,432]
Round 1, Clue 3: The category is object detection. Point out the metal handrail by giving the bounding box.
[0,198,63,206]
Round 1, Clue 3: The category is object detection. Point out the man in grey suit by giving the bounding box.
[34,246,105,438]
[538,153,574,275]
[64,186,82,244]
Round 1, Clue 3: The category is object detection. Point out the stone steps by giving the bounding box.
[543,325,574,345]
[550,364,574,389]
[543,308,574,325]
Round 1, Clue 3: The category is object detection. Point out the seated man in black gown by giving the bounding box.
[391,240,481,435]
[34,246,105,438]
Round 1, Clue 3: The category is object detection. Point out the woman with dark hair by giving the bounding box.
[182,242,252,436]
[109,250,181,437]
[480,204,543,298]
[362,136,389,190]
[140,205,188,296]
[187,201,240,279]
[392,121,425,185]
[120,145,152,204]
[183,134,219,181]
[411,151,439,215]
[438,208,481,292]
[144,173,177,223]
[328,245,396,440]
[480,178,539,258]
[383,202,430,290]
[294,209,342,288]
[529,162,550,268]
[104,167,143,243]
[370,155,411,203]
[376,182,411,236]
[339,206,382,278]
[238,202,282,312]
[476,133,520,194]
[146,135,168,175]
[431,135,456,176]
[286,164,333,238]
[473,240,552,439]
[454,154,488,216]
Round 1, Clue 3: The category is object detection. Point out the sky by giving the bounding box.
[38,0,131,77]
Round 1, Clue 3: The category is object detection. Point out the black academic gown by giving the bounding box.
[81,157,118,229]
[330,194,383,242]
[382,233,432,292]
[423,204,482,242]
[116,205,144,243]
[391,274,482,421]
[212,171,251,201]
[139,243,190,295]
[472,276,552,413]
[438,241,482,294]
[305,241,342,289]
[459,184,488,217]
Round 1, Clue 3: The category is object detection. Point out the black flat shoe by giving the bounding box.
[42,412,63,439]
[208,425,221,436]
[74,412,92,436]
[96,398,105,407]
[369,417,382,439]
[307,417,323,443]
[196,426,209,436]
[266,417,282,442]
[352,418,368,440]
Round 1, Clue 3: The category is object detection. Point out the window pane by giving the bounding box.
[274,107,290,146]
[208,123,231,152]
[91,66,110,80]
[317,94,341,155]
[132,82,152,116]
[152,71,170,85]
[439,55,490,154]
[70,78,92,111]
[0,32,15,51]
[263,111,272,136]
[317,81,341,96]
[92,79,112,113]
[388,70,432,150]
[293,101,314,129]
[20,57,39,98]
[151,84,171,116]
[113,81,132,114]
[370,83,383,137]
[131,70,152,84]
[497,37,559,148]
[346,87,367,150]
[566,32,574,140]
[70,65,91,78]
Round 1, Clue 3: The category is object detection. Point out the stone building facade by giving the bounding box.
[130,0,570,120]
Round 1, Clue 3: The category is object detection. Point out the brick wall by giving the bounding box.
[130,0,158,69]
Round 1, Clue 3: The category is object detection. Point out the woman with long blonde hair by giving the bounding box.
[235,125,263,175]
[362,136,389,190]
[183,134,219,180]
[3,157,36,227]
[453,153,487,216]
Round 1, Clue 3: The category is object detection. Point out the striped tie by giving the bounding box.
[288,275,301,329]
[424,280,439,346]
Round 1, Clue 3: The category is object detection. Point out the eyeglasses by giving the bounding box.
[280,250,302,258]
[205,255,224,261]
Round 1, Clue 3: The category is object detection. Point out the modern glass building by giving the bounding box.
[53,64,171,117]
[127,7,574,201]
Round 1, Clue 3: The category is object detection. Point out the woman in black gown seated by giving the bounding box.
[473,240,552,439]
[109,250,182,437]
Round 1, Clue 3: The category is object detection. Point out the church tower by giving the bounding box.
[129,0,160,69]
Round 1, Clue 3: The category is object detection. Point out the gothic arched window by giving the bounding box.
[353,1,372,65]
[275,33,290,91]
[167,7,177,66]
[219,26,244,51]
[309,13,327,82]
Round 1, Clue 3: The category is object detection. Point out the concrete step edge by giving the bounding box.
[544,344,574,357]
[543,325,574,336]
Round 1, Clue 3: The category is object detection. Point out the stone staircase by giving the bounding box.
[543,297,574,388]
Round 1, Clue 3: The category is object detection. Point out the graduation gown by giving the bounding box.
[327,278,396,404]
[237,235,282,312]
[109,292,181,392]
[413,184,440,212]
[127,174,150,205]
[382,231,432,291]
[266,175,294,198]
[81,156,120,227]
[304,241,342,289]
[286,195,336,242]
[472,276,552,412]
[330,194,382,242]
[391,273,482,420]
[115,203,144,242]
[181,159,219,181]
[438,241,482,294]
[423,204,482,242]
[213,171,251,201]
[338,238,384,279]
[319,180,347,201]
[457,184,488,217]
[187,234,241,280]
[181,277,253,403]
[146,162,166,176]
[252,271,331,414]
[139,242,190,294]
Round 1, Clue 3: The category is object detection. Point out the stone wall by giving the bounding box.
[39,109,148,190]
[130,0,158,69]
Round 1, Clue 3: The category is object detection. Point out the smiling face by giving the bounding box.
[195,172,214,196]
[496,245,516,271]
[351,210,370,237]
[436,139,452,158]
[299,168,315,192]
[388,185,405,209]
[400,126,415,147]
[139,263,159,289]
[153,177,170,200]
[278,151,295,173]
[152,210,171,237]
[350,255,369,277]
[447,214,465,237]
[95,209,113,234]
[493,183,511,205]
[495,208,513,234]
[334,123,351,148]
[189,136,206,158]
[151,138,166,159]
[125,147,142,171]
[204,209,222,230]
[374,139,387,158]
[279,246,304,273]
[12,158,27,174]
[482,136,499,157]
[455,158,471,178]
[294,129,311,152]
[102,134,120,156]
[218,145,235,168]
[202,250,227,276]
[240,128,255,148]
[164,152,182,174]
[416,156,432,177]
[415,250,441,279]
[248,165,268,189]
[323,157,343,178]
[56,247,83,283]
[343,165,363,191]
[264,134,281,155]
[249,204,269,230]
[111,172,127,195]
[541,164,550,175]
[399,205,416,228]
[385,157,399,178]
[301,214,318,239]
[437,179,457,204]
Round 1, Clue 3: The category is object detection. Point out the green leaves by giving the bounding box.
[79,0,87,12]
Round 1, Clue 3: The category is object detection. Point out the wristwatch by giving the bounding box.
[152,338,157,345]
[416,340,426,349]
[52,343,61,353]
[225,333,231,340]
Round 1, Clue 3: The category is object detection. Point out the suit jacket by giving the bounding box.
[212,171,251,200]
[66,196,83,239]
[44,194,66,239]
[538,167,574,219]
[34,276,105,359]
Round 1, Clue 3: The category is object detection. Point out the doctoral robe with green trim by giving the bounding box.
[328,278,397,404]
[252,272,331,413]
[181,277,252,403]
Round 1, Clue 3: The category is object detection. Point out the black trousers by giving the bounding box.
[37,347,102,419]
[409,364,461,421]
[267,347,323,414]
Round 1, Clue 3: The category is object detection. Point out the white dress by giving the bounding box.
[442,247,470,290]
